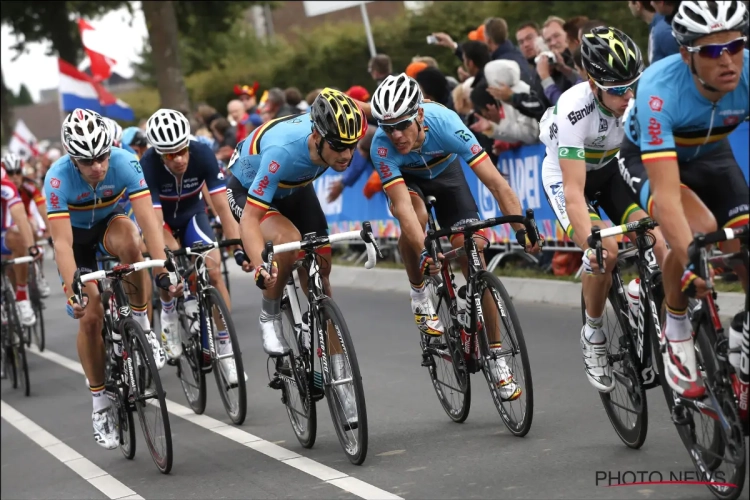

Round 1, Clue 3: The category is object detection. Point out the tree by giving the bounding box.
[141,1,190,112]
[15,85,34,106]
[0,71,12,146]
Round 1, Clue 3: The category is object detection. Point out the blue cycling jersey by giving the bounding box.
[227,113,329,212]
[624,50,749,162]
[141,140,226,227]
[369,102,488,191]
[44,147,149,229]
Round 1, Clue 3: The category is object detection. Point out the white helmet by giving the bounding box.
[103,118,123,147]
[1,153,22,173]
[61,108,112,159]
[673,1,749,46]
[371,73,423,121]
[146,109,190,154]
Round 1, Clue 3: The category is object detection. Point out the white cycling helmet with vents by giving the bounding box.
[672,1,749,46]
[146,108,191,154]
[103,118,124,147]
[371,73,423,121]
[61,108,112,159]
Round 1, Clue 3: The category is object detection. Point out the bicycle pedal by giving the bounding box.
[671,403,691,426]
[421,351,435,368]
[166,358,178,367]
[268,376,284,390]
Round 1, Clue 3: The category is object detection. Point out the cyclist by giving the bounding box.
[142,109,249,381]
[539,27,668,393]
[121,126,150,158]
[46,108,182,450]
[619,0,749,398]
[1,153,51,298]
[226,88,366,426]
[103,118,123,148]
[356,73,539,401]
[1,165,41,326]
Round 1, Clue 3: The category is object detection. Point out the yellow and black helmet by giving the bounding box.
[310,88,367,144]
[582,27,644,84]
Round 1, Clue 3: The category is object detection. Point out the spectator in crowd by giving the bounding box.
[578,19,607,39]
[305,88,323,106]
[285,86,308,112]
[516,21,542,73]
[227,99,251,142]
[461,40,492,88]
[452,77,475,119]
[368,54,392,85]
[650,1,681,24]
[411,55,439,68]
[405,61,429,79]
[539,16,582,105]
[260,87,296,122]
[346,85,377,126]
[234,82,261,114]
[210,117,238,163]
[196,103,223,132]
[563,16,589,53]
[572,46,587,80]
[415,66,455,110]
[628,0,680,64]
[484,61,549,121]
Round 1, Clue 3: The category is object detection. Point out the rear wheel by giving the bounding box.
[177,307,207,415]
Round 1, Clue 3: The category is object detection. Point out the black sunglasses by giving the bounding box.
[76,151,110,167]
[379,115,417,135]
[325,138,358,152]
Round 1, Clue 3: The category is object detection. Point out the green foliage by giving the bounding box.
[11,85,34,106]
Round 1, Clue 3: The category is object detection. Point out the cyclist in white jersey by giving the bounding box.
[540,27,668,392]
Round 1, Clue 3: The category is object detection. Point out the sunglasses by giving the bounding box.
[5,169,22,176]
[161,147,189,161]
[379,115,417,134]
[686,37,746,59]
[76,151,110,167]
[591,74,641,96]
[326,139,358,153]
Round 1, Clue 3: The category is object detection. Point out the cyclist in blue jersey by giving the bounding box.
[46,108,182,450]
[357,73,540,401]
[226,89,366,425]
[143,109,249,382]
[619,0,749,398]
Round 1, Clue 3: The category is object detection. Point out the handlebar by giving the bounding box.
[1,256,35,267]
[170,239,243,257]
[587,217,659,272]
[687,224,748,282]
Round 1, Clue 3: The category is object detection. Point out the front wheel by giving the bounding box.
[319,298,368,465]
[176,310,207,415]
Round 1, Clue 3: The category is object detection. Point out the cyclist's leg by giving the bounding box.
[158,221,183,360]
[182,211,232,309]
[4,227,34,325]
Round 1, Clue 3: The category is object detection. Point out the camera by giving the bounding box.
[426,35,438,45]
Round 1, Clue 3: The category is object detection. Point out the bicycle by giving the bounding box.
[1,255,34,396]
[71,257,178,474]
[654,224,748,500]
[586,217,664,449]
[170,239,247,425]
[265,221,383,465]
[421,196,540,436]
[25,258,46,352]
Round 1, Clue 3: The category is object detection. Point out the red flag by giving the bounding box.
[78,19,117,82]
[58,58,117,106]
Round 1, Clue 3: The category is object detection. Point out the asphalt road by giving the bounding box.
[2,259,748,500]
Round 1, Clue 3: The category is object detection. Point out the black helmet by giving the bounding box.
[581,27,644,84]
[310,88,367,145]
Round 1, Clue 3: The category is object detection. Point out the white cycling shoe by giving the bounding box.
[92,408,119,450]
[146,330,166,370]
[17,300,36,327]
[259,314,291,356]
[487,347,522,401]
[37,277,51,298]
[411,295,443,336]
[580,326,615,393]
[160,311,182,360]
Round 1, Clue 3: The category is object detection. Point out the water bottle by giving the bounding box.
[626,278,640,329]
[111,331,123,357]
[728,312,744,372]
[184,295,200,335]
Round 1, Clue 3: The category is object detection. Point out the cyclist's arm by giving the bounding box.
[643,158,691,265]
[386,180,427,255]
[9,202,35,250]
[559,158,593,249]
[210,190,240,241]
[31,189,50,230]
[123,156,170,266]
[202,184,218,215]
[472,156,525,232]
[48,217,77,295]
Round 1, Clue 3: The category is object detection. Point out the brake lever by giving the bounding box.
[262,241,274,272]
[524,208,541,247]
[588,225,604,273]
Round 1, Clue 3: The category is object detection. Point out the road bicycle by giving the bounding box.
[265,221,382,465]
[71,257,178,474]
[24,258,46,352]
[1,255,34,396]
[422,196,540,436]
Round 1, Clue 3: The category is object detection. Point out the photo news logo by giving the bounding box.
[595,470,736,489]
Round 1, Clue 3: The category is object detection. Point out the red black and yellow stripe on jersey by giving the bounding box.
[278,168,328,189]
[467,150,488,168]
[382,176,405,191]
[641,149,678,164]
[248,114,305,155]
[673,124,739,147]
[67,187,134,212]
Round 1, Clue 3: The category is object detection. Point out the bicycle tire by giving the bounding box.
[16,331,30,397]
[424,277,471,423]
[122,318,173,474]
[204,287,247,425]
[176,311,207,415]
[115,380,136,460]
[28,264,46,352]
[476,271,533,437]
[280,290,317,449]
[319,297,368,465]
[2,296,18,388]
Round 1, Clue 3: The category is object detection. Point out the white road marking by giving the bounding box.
[28,345,403,500]
[0,400,144,500]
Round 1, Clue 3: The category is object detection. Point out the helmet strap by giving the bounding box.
[689,53,721,93]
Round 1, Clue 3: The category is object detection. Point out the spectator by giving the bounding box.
[579,19,607,39]
[210,117,237,163]
[415,67,454,110]
[452,77,475,119]
[234,82,261,114]
[628,1,680,64]
[196,103,222,131]
[285,86,309,112]
[260,87,296,121]
[563,16,589,53]
[227,99,252,142]
[539,16,582,105]
[469,80,540,146]
[650,1,681,25]
[405,61,429,79]
[305,88,323,106]
[516,21,542,72]
[572,46,587,80]
[368,54,392,85]
[345,85,371,102]
[484,58,549,121]
[461,40,491,88]
[411,55,439,68]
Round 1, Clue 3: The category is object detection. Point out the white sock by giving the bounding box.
[132,305,150,331]
[217,331,231,354]
[410,281,427,301]
[665,305,692,342]
[584,312,605,343]
[90,384,109,413]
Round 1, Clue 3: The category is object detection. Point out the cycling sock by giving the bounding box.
[217,331,231,353]
[584,312,605,343]
[409,280,426,299]
[261,296,281,316]
[664,304,692,342]
[15,285,28,302]
[131,303,150,331]
[160,298,175,315]
[90,384,109,413]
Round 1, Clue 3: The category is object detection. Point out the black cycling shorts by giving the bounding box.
[402,157,481,231]
[619,138,749,229]
[70,207,130,275]
[226,175,328,239]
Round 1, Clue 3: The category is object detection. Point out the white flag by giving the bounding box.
[8,119,39,160]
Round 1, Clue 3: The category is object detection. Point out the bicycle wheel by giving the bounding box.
[580,274,648,449]
[319,297,368,465]
[280,290,317,448]
[27,264,45,351]
[122,318,173,474]
[112,366,136,460]
[203,288,246,425]
[176,310,207,415]
[653,304,745,500]
[2,298,18,387]
[424,276,471,423]
[475,271,533,437]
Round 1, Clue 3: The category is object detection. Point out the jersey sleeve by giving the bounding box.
[140,153,162,209]
[43,172,69,221]
[195,142,227,195]
[369,131,405,191]
[245,146,288,211]
[120,151,151,202]
[632,84,677,163]
[554,97,589,161]
[435,110,489,168]
[24,181,45,206]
